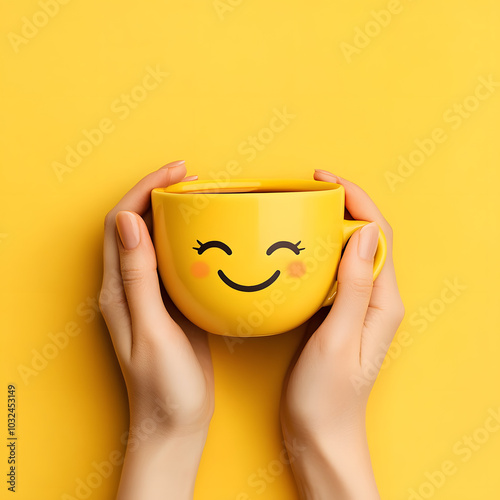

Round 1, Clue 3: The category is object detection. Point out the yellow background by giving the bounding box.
[1,1,499,499]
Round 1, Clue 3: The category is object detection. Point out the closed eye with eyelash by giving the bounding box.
[266,241,305,255]
[192,240,232,255]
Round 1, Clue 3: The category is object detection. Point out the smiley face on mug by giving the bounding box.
[190,239,306,292]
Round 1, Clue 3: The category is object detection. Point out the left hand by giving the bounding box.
[99,160,214,500]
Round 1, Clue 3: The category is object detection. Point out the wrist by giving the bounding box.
[117,424,209,500]
[127,389,213,446]
[126,419,209,455]
[281,413,379,500]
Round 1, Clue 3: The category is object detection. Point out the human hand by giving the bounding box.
[280,170,405,500]
[99,161,214,500]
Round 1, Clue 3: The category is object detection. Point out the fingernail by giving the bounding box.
[314,169,340,183]
[159,160,185,170]
[165,164,185,185]
[116,212,140,250]
[182,175,198,181]
[358,222,379,261]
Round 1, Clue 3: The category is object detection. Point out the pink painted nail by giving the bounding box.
[314,169,340,183]
[116,212,140,250]
[159,160,185,170]
[358,222,379,261]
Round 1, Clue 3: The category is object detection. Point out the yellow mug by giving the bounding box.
[151,178,387,337]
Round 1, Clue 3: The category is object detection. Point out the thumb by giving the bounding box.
[318,222,380,350]
[115,210,173,332]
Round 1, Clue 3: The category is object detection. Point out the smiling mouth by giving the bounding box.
[217,270,281,292]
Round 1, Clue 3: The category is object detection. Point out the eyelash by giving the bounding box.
[193,240,305,256]
[266,241,305,255]
[192,240,232,255]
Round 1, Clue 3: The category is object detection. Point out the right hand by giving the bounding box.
[280,170,405,500]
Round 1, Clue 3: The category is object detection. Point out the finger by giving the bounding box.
[115,211,175,336]
[313,169,405,357]
[100,161,187,359]
[314,169,391,242]
[141,174,198,234]
[112,160,187,215]
[316,223,379,352]
[313,169,399,295]
[104,161,187,267]
[99,266,132,363]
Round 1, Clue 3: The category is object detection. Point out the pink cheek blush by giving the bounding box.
[287,261,306,278]
[191,261,210,278]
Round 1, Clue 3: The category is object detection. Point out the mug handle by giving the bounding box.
[321,219,388,307]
